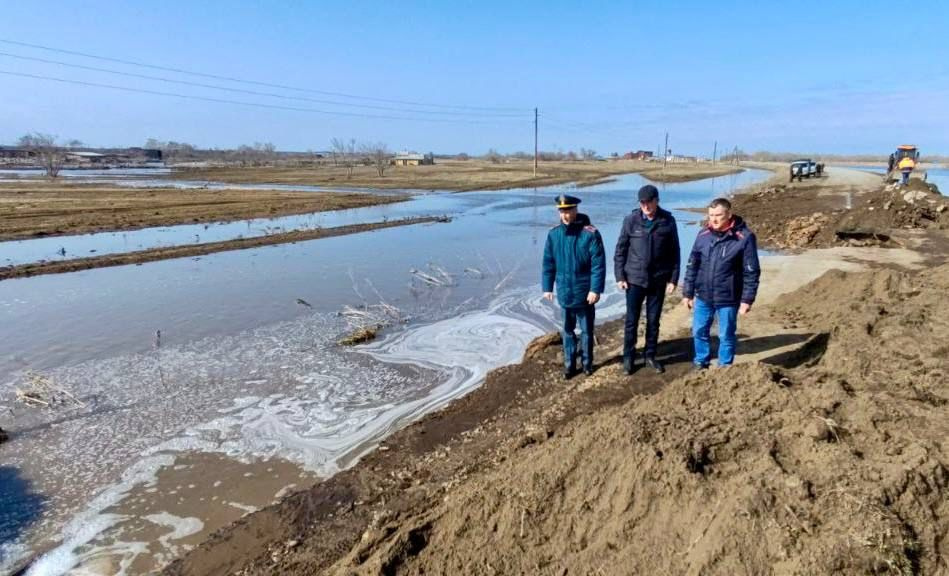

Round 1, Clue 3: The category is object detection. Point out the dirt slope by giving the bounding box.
[325,265,949,575]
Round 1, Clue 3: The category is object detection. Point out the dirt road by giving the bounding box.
[733,166,948,250]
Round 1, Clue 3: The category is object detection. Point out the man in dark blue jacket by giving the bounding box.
[542,194,606,379]
[614,184,680,375]
[682,197,760,369]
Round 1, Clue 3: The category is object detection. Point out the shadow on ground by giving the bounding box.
[0,466,46,563]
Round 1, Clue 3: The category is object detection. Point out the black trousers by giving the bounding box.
[624,281,666,359]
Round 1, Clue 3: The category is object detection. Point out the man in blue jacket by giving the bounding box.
[682,197,760,369]
[614,184,680,375]
[542,194,606,379]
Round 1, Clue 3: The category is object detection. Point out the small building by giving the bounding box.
[391,152,434,166]
[622,150,653,160]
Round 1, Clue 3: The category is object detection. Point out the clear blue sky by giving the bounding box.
[1,1,947,156]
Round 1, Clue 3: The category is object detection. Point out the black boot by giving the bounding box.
[583,365,595,376]
[563,367,576,380]
[645,356,665,374]
[622,356,635,375]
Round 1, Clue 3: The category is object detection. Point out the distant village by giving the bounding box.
[0,140,726,173]
[0,146,163,168]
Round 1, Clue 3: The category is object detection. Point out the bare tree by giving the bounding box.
[457,152,470,161]
[485,148,502,164]
[580,148,597,161]
[66,139,84,149]
[254,141,276,164]
[330,137,348,167]
[330,138,357,178]
[361,142,390,177]
[18,133,64,178]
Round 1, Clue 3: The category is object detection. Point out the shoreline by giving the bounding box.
[0,216,449,281]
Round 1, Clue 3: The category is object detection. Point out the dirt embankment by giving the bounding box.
[169,160,743,192]
[733,173,948,251]
[164,257,949,575]
[0,185,406,241]
[0,217,448,281]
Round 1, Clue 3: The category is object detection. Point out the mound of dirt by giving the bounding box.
[326,266,949,575]
[734,180,948,250]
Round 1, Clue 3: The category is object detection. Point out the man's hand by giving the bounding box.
[543,292,554,302]
[616,280,628,291]
[682,297,694,310]
[587,292,600,305]
[666,282,676,295]
[739,302,752,315]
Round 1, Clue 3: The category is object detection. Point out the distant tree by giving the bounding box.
[485,148,502,164]
[566,150,578,161]
[580,148,597,161]
[66,139,84,149]
[331,138,357,178]
[361,142,390,177]
[456,152,470,161]
[18,132,63,178]
[330,137,348,167]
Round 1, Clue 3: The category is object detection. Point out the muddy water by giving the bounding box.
[926,167,949,195]
[0,169,769,574]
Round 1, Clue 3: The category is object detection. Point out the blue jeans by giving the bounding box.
[624,281,666,359]
[562,305,595,371]
[692,298,738,367]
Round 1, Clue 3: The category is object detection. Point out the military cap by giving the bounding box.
[555,194,581,209]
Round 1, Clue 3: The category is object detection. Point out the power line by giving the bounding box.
[0,38,530,113]
[0,50,526,118]
[0,69,532,126]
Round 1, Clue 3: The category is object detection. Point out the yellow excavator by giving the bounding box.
[886,144,927,184]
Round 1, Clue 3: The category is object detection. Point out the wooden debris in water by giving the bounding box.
[337,325,381,346]
[15,370,85,409]
[336,301,406,347]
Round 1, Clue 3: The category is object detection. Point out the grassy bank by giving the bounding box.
[0,184,406,241]
[169,159,744,191]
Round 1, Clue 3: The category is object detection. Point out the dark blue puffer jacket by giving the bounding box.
[614,207,681,287]
[682,216,760,306]
[542,213,606,308]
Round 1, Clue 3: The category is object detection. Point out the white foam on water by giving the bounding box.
[10,285,562,575]
[143,512,203,559]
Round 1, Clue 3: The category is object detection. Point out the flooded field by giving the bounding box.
[0,169,769,575]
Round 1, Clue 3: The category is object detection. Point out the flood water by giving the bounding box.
[0,169,770,575]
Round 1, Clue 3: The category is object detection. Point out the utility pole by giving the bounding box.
[712,141,718,164]
[533,107,538,177]
[663,132,669,169]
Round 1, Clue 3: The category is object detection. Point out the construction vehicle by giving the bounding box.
[886,145,927,184]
